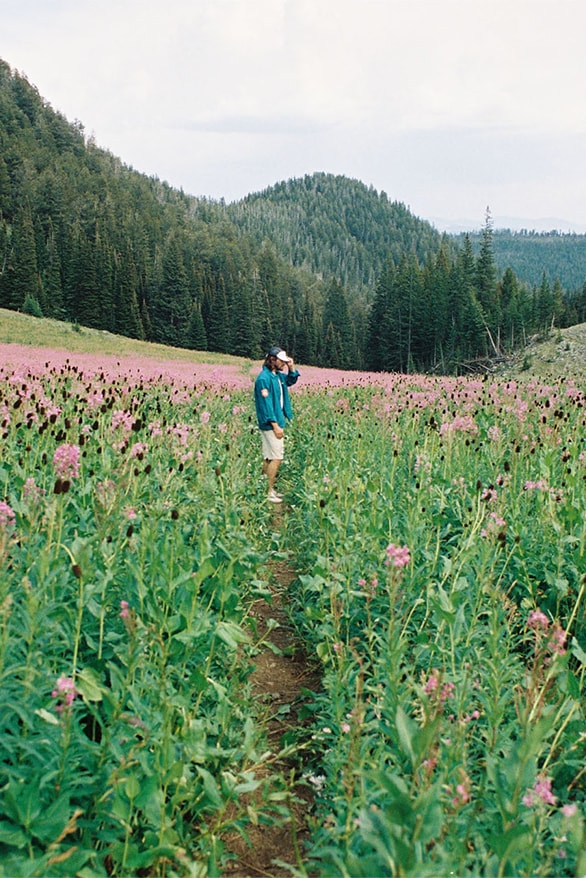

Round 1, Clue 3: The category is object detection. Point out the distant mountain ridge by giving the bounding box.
[430,216,586,235]
[226,174,445,298]
[226,176,586,293]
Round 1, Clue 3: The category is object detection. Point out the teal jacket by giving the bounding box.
[254,365,300,430]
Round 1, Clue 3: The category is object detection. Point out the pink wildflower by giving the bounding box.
[200,410,211,424]
[111,410,134,432]
[527,609,550,631]
[549,624,566,656]
[130,442,147,459]
[341,723,351,734]
[449,773,471,807]
[440,682,455,702]
[456,783,470,803]
[53,444,81,480]
[424,671,439,694]
[23,477,44,502]
[523,775,557,808]
[217,422,227,433]
[385,543,411,569]
[0,500,15,529]
[439,415,478,436]
[561,803,578,818]
[119,600,130,619]
[51,675,79,713]
[524,479,548,492]
[481,511,507,539]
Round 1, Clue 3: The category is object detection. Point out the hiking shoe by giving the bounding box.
[267,491,283,503]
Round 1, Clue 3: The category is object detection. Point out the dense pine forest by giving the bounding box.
[2,59,586,373]
[460,229,586,291]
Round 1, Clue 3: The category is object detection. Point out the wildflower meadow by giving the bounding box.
[0,342,585,877]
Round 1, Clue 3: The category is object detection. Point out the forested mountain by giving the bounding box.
[2,58,586,374]
[227,174,445,299]
[460,229,586,290]
[229,176,586,298]
[0,60,331,362]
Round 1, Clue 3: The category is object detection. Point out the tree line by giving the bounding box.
[1,60,585,374]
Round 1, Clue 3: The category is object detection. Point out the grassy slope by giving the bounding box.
[3,307,586,383]
[0,309,249,367]
[495,323,586,383]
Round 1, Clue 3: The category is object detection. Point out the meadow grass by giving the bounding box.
[0,315,584,876]
[0,308,247,366]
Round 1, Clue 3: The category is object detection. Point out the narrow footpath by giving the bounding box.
[224,519,321,877]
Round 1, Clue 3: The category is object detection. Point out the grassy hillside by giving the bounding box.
[496,322,586,382]
[0,309,247,366]
[4,307,586,384]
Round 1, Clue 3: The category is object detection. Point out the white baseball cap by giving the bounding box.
[267,346,292,362]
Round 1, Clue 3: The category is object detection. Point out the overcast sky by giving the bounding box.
[3,0,586,232]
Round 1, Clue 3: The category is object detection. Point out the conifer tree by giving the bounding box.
[365,260,395,371]
[476,208,501,341]
[322,278,356,369]
[499,267,525,350]
[322,321,344,368]
[205,277,231,353]
[41,219,65,318]
[251,277,274,356]
[231,280,255,357]
[0,154,11,218]
[296,292,319,365]
[6,205,42,310]
[451,235,487,364]
[114,244,143,339]
[187,302,207,351]
[69,231,101,328]
[535,272,554,332]
[422,244,451,368]
[0,219,9,307]
[151,234,191,346]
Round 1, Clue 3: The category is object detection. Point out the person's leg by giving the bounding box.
[260,430,284,498]
[265,458,281,494]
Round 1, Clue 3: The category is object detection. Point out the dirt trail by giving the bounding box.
[224,514,321,877]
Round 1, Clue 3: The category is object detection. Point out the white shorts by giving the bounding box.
[261,429,284,460]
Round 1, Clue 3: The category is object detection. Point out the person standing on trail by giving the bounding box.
[254,346,300,503]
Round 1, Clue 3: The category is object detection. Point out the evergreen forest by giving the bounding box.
[2,59,586,374]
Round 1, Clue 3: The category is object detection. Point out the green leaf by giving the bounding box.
[192,557,216,587]
[125,775,140,800]
[29,794,71,843]
[559,669,580,698]
[395,705,416,766]
[316,641,329,661]
[76,666,106,702]
[570,637,586,665]
[215,620,250,649]
[34,707,60,725]
[0,819,28,848]
[197,767,223,809]
[2,780,42,828]
[488,823,532,858]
